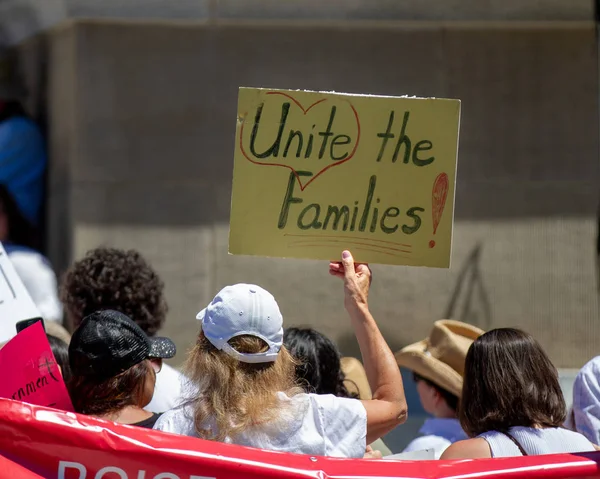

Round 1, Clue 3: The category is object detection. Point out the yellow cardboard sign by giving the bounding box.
[229,88,460,268]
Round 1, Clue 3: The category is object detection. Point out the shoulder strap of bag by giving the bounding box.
[502,431,529,456]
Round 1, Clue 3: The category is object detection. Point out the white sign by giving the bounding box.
[0,242,40,343]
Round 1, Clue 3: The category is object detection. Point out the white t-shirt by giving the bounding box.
[154,392,367,458]
[146,363,187,413]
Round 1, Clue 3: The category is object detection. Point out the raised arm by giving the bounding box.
[329,250,407,444]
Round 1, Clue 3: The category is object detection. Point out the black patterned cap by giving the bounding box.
[69,310,176,379]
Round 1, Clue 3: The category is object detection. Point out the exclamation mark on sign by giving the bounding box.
[429,172,449,248]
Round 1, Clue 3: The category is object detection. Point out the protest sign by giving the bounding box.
[229,88,460,268]
[0,321,73,411]
[0,242,41,343]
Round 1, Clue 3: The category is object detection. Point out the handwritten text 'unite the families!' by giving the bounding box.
[248,102,436,235]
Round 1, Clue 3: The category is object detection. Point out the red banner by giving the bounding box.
[0,398,599,479]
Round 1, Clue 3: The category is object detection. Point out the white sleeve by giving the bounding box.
[153,406,197,437]
[146,364,187,413]
[311,394,367,458]
[9,252,63,322]
[153,410,176,432]
[572,358,600,445]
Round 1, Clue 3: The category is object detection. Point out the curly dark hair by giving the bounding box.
[283,327,358,399]
[60,248,168,336]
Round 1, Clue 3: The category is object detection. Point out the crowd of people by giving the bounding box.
[3,238,600,460]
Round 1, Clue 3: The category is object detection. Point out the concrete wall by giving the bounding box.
[1,0,595,33]
[38,20,599,370]
[0,0,595,46]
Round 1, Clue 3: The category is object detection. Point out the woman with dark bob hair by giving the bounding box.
[441,328,596,458]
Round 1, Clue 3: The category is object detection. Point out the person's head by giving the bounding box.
[60,248,167,336]
[67,310,175,417]
[186,284,301,441]
[283,327,357,398]
[412,372,458,417]
[0,184,37,247]
[47,334,72,383]
[395,320,484,418]
[460,328,566,437]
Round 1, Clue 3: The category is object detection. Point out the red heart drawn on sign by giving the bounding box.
[239,91,361,191]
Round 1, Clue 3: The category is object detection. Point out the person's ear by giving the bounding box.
[419,381,437,403]
[430,386,443,407]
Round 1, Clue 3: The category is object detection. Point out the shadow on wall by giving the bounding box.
[337,242,491,360]
[443,242,492,332]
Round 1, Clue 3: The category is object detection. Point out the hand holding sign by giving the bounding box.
[329,250,372,311]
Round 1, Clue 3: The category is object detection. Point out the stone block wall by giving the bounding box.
[37,21,599,368]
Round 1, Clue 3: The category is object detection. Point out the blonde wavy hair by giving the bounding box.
[184,331,302,441]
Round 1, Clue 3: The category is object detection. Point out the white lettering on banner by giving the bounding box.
[58,461,86,479]
[96,467,128,479]
[57,461,217,479]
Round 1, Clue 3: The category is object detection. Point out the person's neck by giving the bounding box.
[97,406,153,425]
[432,406,457,419]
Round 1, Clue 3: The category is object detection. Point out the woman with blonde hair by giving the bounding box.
[154,250,408,457]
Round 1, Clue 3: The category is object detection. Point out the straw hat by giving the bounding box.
[44,320,72,345]
[341,356,372,400]
[395,320,484,397]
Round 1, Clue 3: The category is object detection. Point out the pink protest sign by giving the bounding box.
[0,322,73,411]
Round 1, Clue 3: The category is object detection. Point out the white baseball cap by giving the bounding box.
[196,283,283,363]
